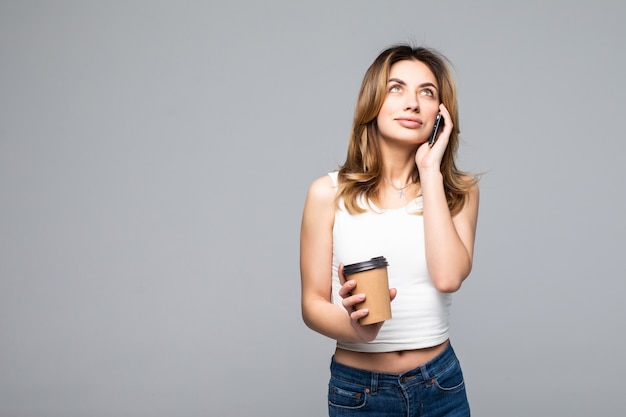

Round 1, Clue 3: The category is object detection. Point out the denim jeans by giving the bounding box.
[328,342,470,417]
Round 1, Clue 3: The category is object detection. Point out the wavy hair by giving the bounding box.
[337,44,476,215]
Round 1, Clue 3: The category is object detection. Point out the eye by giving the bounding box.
[389,84,402,93]
[419,88,435,97]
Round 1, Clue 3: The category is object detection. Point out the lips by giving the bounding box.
[395,117,422,129]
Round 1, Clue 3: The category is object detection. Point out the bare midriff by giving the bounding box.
[333,339,449,374]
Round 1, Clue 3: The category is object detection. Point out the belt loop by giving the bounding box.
[370,371,378,395]
[420,364,431,382]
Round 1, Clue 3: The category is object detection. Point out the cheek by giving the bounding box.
[376,102,391,123]
[375,112,394,138]
[378,99,393,115]
[376,104,394,125]
[423,103,440,119]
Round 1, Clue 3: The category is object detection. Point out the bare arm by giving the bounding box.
[420,173,479,292]
[300,175,395,342]
[416,104,480,293]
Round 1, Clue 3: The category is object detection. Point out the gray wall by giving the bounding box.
[1,1,625,416]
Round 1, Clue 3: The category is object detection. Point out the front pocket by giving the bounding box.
[432,360,466,393]
[328,381,367,410]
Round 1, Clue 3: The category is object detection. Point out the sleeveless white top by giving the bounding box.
[329,171,451,352]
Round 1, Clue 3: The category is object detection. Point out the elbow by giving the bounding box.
[430,266,471,293]
[301,304,313,329]
[431,263,472,293]
[302,312,315,331]
[433,279,463,293]
[301,301,320,332]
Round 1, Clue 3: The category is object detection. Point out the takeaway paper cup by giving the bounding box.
[343,256,391,325]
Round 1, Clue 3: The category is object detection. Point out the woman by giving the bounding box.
[300,44,479,416]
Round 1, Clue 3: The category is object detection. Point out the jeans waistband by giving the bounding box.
[330,342,458,388]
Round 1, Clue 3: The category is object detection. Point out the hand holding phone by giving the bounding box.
[428,113,444,147]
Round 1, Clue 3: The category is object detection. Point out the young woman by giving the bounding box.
[300,45,479,416]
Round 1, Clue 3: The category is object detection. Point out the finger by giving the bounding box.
[341,293,365,310]
[438,103,449,117]
[438,103,454,131]
[350,308,370,321]
[338,264,346,285]
[389,288,398,302]
[338,280,356,298]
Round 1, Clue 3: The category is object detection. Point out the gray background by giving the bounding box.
[1,1,625,416]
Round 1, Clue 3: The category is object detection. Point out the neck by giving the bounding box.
[378,143,419,197]
[383,177,415,198]
[382,165,416,189]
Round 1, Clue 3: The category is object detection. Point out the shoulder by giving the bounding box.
[462,175,479,201]
[307,174,336,200]
[459,174,479,193]
[301,175,337,236]
[454,175,479,219]
[303,174,337,219]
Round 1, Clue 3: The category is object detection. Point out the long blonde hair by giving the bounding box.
[337,44,475,215]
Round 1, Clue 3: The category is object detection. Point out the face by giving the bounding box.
[376,59,440,145]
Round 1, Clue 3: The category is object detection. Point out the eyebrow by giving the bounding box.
[388,78,439,90]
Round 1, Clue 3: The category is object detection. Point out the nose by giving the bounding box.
[404,94,419,112]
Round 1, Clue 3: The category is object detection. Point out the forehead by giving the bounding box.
[388,59,437,86]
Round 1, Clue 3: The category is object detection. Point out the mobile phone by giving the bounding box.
[428,114,444,147]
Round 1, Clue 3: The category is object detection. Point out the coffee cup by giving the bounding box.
[342,256,391,325]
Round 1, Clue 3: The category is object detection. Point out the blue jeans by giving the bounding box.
[328,342,470,416]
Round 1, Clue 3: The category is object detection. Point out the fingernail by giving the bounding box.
[358,294,365,300]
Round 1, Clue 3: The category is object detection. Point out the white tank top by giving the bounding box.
[329,171,451,352]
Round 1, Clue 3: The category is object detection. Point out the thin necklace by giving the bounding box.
[384,178,414,198]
